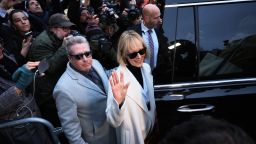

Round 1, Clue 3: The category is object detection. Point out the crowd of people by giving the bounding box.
[0,0,254,144]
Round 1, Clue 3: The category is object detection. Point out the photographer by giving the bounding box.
[85,21,118,70]
[28,13,75,143]
[98,4,122,47]
[67,0,97,35]
[119,5,142,30]
[99,3,142,51]
[28,13,75,128]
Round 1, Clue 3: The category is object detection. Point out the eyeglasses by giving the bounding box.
[69,51,92,60]
[127,47,146,59]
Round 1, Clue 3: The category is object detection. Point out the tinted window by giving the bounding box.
[198,2,256,79]
[173,7,197,82]
[162,1,256,84]
[163,6,197,83]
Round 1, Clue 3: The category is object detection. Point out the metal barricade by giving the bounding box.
[0,117,61,144]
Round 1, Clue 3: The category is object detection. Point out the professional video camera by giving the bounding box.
[99,8,119,25]
[86,6,95,16]
[98,0,122,25]
[102,0,120,10]
[89,32,117,69]
[127,6,141,21]
[90,33,112,53]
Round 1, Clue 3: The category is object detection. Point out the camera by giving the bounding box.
[99,8,118,25]
[89,32,112,53]
[99,0,121,25]
[89,32,116,69]
[127,6,141,21]
[102,0,119,9]
[87,6,95,16]
[98,37,112,52]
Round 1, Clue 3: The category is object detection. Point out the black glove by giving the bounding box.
[12,65,34,90]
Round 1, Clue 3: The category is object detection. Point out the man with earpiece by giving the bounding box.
[0,41,51,144]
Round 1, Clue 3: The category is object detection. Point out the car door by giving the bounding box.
[156,0,256,141]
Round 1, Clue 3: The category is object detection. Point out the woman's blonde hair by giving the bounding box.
[117,30,149,65]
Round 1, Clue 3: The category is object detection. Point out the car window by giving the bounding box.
[162,1,256,84]
[198,2,256,79]
[173,7,197,82]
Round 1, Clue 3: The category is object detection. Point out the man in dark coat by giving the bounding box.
[28,13,75,128]
[128,4,172,84]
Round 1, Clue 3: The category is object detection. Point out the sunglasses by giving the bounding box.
[69,51,92,60]
[127,47,146,59]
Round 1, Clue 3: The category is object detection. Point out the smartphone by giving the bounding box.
[38,58,49,75]
[24,31,32,41]
[24,31,32,37]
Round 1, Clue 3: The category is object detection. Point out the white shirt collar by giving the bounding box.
[141,21,150,33]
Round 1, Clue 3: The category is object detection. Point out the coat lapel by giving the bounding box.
[119,66,149,112]
[66,60,107,95]
[141,64,156,114]
[92,60,109,94]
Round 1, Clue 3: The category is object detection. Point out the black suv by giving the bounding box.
[156,0,256,141]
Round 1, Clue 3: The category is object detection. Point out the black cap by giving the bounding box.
[48,13,75,27]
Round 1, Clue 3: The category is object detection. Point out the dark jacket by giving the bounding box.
[128,24,173,84]
[0,54,51,144]
[0,78,52,144]
[1,27,40,66]
[28,30,68,105]
[28,11,49,33]
[4,31,28,66]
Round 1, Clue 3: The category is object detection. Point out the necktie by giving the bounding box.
[88,69,105,93]
[148,29,154,68]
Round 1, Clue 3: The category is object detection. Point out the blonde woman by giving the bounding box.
[106,30,156,144]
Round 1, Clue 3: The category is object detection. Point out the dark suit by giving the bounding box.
[128,24,172,84]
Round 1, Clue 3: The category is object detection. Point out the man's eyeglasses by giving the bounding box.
[69,51,92,60]
[127,47,146,59]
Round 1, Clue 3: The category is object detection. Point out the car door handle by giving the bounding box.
[177,104,215,113]
[168,94,184,100]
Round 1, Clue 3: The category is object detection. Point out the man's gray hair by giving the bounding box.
[65,36,89,54]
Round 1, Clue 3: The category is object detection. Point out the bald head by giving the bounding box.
[143,4,160,16]
[142,4,162,29]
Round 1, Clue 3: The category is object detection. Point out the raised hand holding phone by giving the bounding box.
[21,31,33,57]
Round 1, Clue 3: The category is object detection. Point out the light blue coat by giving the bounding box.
[53,59,116,144]
[106,63,156,144]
